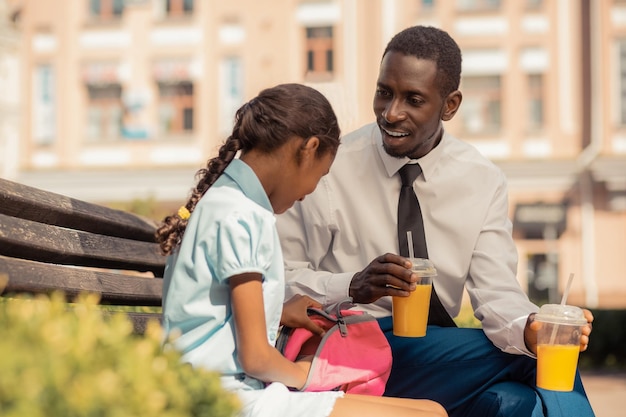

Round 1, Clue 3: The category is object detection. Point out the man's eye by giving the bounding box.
[376,88,390,97]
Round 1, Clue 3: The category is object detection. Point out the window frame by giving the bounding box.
[157,81,195,137]
[304,26,334,82]
[459,74,503,136]
[84,83,124,142]
[88,0,124,22]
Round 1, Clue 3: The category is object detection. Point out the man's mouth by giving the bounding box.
[381,126,410,138]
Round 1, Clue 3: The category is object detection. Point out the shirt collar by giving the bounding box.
[375,128,447,182]
[222,159,273,212]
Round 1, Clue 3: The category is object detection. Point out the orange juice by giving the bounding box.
[536,344,580,391]
[392,283,432,337]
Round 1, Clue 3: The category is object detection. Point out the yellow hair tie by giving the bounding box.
[177,206,190,220]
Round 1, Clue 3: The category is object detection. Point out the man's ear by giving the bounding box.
[441,90,462,121]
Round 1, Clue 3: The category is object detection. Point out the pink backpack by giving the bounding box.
[276,300,392,395]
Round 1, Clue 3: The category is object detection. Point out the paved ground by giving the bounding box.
[580,371,626,417]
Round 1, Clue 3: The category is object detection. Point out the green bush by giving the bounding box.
[0,292,240,417]
[454,302,482,328]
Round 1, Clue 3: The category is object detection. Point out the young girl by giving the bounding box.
[156,83,447,417]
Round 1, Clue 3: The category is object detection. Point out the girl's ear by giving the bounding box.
[302,136,320,159]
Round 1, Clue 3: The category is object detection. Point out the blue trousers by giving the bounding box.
[378,318,595,417]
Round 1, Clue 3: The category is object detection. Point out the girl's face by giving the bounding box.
[271,146,335,214]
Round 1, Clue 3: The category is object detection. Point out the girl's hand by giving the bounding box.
[281,295,325,336]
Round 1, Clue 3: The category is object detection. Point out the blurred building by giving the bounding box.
[0,0,20,179]
[5,0,626,308]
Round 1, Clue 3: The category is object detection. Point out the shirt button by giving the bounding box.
[269,333,276,342]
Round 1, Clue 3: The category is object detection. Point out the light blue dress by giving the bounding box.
[162,159,342,417]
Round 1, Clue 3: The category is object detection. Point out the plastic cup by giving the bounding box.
[392,258,435,337]
[535,304,587,391]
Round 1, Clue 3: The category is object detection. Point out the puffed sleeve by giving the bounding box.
[209,209,277,283]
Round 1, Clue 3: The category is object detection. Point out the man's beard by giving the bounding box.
[382,141,419,159]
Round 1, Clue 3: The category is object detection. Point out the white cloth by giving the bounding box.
[277,123,539,356]
[223,377,343,417]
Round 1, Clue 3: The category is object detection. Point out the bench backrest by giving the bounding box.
[0,178,165,333]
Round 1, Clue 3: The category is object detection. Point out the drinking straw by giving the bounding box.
[561,272,575,306]
[548,273,575,345]
[406,231,415,259]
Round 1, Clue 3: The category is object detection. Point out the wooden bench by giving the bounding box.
[0,177,165,334]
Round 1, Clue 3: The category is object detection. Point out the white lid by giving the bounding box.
[535,304,587,325]
[410,258,437,277]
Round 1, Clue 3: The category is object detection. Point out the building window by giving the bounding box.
[88,0,124,21]
[32,65,56,145]
[526,253,559,305]
[527,74,544,133]
[460,75,502,135]
[525,0,543,10]
[165,0,193,17]
[85,84,123,141]
[456,0,501,12]
[619,40,626,126]
[218,57,243,135]
[305,26,334,80]
[421,0,435,11]
[157,81,194,136]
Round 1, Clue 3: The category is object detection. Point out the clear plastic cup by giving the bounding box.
[391,258,435,337]
[535,304,587,391]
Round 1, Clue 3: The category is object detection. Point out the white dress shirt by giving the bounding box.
[276,122,539,356]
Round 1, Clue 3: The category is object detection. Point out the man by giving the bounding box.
[276,25,594,417]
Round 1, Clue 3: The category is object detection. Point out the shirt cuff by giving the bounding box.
[323,271,356,304]
[508,314,536,358]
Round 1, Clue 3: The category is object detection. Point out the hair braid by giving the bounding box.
[155,137,241,255]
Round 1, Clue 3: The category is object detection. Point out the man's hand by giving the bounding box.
[524,309,594,355]
[281,294,325,336]
[349,253,418,304]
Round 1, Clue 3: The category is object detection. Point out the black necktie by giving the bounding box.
[397,163,456,328]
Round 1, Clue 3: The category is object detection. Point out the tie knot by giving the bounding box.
[399,163,422,186]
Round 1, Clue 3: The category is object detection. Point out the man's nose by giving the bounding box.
[382,100,406,123]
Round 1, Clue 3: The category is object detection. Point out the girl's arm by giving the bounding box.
[230,272,309,389]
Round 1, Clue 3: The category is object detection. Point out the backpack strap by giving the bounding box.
[276,297,358,351]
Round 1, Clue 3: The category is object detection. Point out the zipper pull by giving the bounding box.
[338,318,348,337]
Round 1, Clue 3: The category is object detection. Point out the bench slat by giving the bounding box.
[0,213,165,275]
[0,255,162,306]
[125,312,163,335]
[0,178,158,241]
[0,178,168,335]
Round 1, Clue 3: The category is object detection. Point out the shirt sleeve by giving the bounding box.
[465,170,539,356]
[211,210,276,282]
[277,178,356,305]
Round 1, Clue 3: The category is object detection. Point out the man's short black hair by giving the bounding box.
[383,25,462,98]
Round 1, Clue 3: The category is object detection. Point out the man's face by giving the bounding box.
[373,51,445,159]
